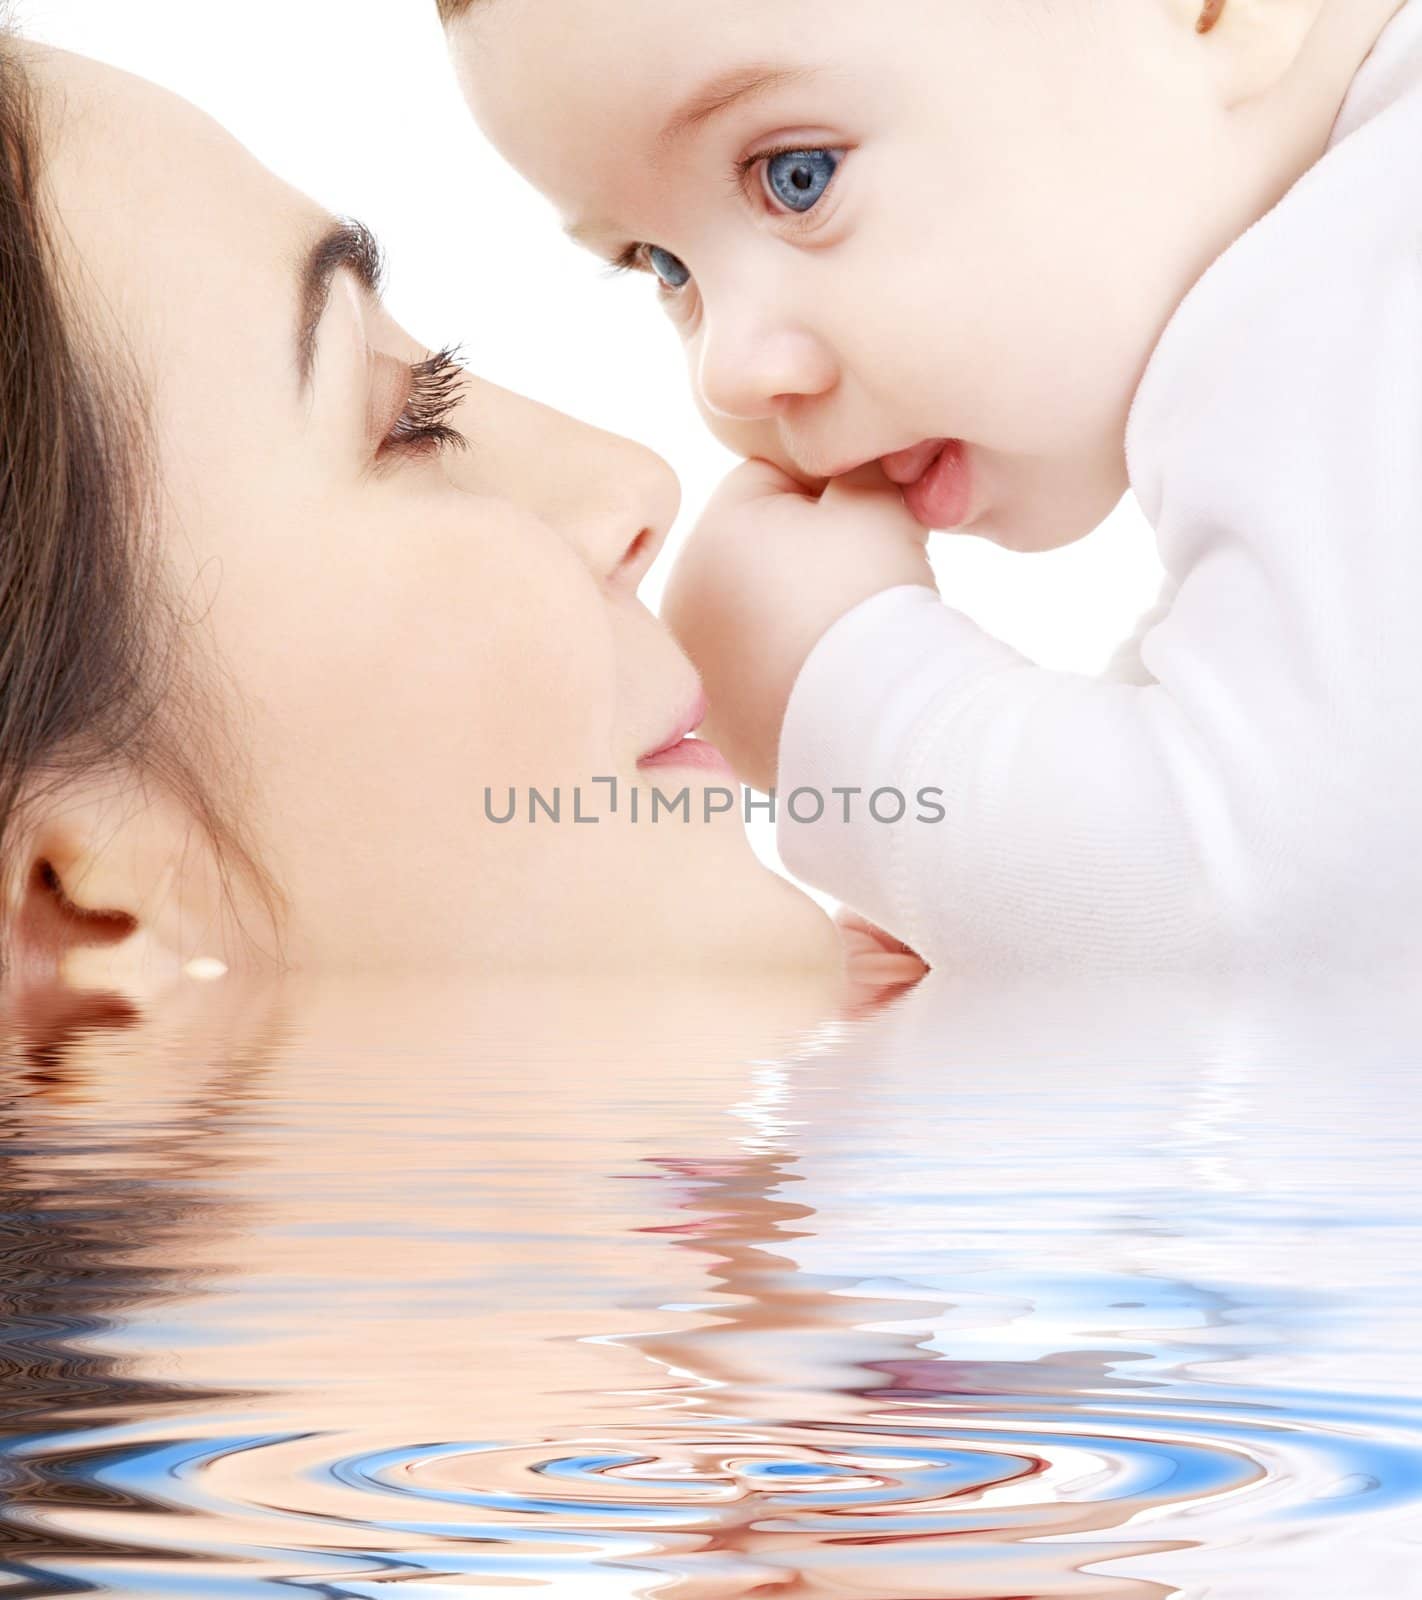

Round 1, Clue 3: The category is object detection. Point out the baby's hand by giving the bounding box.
[662,459,936,793]
[836,907,929,1017]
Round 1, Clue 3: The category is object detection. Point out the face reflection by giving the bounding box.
[32,46,835,979]
[452,0,1274,552]
[13,977,1189,1598]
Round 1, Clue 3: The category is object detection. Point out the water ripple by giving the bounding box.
[13,1377,1421,1592]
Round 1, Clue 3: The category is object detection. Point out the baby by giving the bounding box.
[441,0,1422,976]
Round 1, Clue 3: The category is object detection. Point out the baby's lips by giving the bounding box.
[881,439,949,486]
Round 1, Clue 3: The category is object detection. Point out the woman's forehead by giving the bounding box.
[37,50,316,359]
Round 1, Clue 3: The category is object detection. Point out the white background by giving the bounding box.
[14,0,1164,884]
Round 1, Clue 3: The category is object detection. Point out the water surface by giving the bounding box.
[3,974,1420,1596]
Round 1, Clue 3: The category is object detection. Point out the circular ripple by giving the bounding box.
[14,1389,1422,1592]
[320,1416,1250,1537]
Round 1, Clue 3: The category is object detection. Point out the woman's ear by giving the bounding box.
[4,771,228,998]
[0,981,142,1094]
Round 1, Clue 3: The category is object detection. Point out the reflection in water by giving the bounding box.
[0,988,274,1595]
[1,974,1420,1596]
[560,1145,1180,1597]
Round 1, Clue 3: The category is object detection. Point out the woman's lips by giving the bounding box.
[880,438,973,531]
[638,688,736,779]
[638,737,735,777]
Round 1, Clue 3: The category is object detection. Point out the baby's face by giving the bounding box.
[451,0,1257,551]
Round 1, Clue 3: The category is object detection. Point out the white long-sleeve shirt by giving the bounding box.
[776,1,1422,977]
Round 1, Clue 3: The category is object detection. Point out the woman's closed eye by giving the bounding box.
[377,345,470,465]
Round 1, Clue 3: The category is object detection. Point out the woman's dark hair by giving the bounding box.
[0,21,283,977]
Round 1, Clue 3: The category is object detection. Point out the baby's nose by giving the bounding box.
[695,313,838,423]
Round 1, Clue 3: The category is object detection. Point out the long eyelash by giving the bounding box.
[602,244,648,279]
[385,344,469,458]
[732,149,767,188]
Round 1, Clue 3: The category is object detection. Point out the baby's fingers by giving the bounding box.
[711,456,817,513]
[819,465,929,544]
[835,906,926,963]
[826,459,896,494]
[836,907,929,1016]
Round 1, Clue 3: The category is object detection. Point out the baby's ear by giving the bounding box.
[1168,0,1327,107]
[2,771,222,998]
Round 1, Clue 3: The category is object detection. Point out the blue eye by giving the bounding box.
[763,148,841,214]
[646,245,691,290]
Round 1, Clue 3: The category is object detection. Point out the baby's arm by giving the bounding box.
[774,580,1218,972]
[1100,577,1177,687]
[666,461,1413,976]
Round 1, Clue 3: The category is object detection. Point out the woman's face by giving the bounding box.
[33,47,836,980]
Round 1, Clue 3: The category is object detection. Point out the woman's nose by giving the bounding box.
[598,460,679,591]
[532,414,682,592]
[444,378,681,595]
[695,303,838,423]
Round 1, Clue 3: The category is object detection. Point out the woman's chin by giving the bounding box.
[756,868,843,974]
[677,860,843,986]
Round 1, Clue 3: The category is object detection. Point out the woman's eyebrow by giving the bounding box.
[296,217,387,393]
